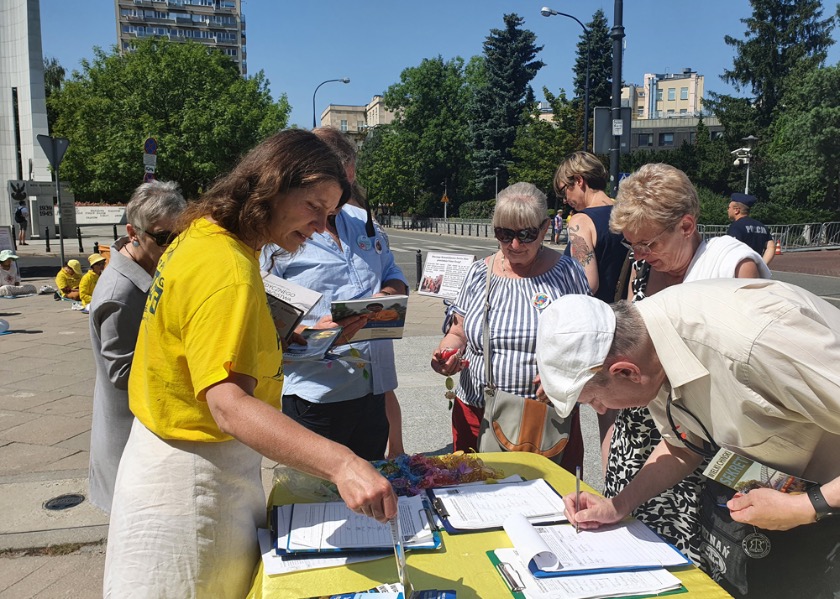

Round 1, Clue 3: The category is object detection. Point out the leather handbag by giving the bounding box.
[475,255,570,463]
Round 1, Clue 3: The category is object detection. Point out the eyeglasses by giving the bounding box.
[139,228,176,247]
[494,219,548,244]
[621,224,672,258]
[665,394,720,459]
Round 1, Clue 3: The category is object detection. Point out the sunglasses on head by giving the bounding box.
[494,219,548,244]
[140,228,176,247]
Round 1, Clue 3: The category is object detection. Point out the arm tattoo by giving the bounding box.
[568,232,594,266]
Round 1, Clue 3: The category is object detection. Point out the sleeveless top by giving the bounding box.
[564,205,628,303]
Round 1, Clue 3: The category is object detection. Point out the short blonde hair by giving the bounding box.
[553,151,608,193]
[610,163,698,234]
[493,182,547,229]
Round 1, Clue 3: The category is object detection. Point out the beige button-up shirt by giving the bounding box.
[638,278,840,484]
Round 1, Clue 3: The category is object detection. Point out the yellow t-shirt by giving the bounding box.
[55,269,81,295]
[79,270,100,306]
[129,218,283,441]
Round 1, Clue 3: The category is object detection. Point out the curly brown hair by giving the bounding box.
[178,129,351,246]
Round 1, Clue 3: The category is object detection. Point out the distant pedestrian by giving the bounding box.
[0,250,36,297]
[553,211,563,245]
[14,200,28,245]
[727,193,775,264]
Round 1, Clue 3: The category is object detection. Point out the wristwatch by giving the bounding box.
[807,486,837,521]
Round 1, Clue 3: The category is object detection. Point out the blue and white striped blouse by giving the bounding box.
[451,254,591,407]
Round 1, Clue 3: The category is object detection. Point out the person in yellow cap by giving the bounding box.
[79,254,107,307]
[55,259,82,300]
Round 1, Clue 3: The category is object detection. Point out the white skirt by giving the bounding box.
[104,419,265,598]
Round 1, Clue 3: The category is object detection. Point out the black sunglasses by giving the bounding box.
[665,394,720,459]
[494,219,548,244]
[140,228,176,247]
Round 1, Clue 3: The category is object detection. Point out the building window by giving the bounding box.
[357,120,365,131]
[680,87,688,100]
[667,88,675,101]
[656,89,663,101]
[638,133,653,147]
[637,107,644,117]
[659,132,674,146]
[340,119,348,132]
[666,109,675,115]
[679,108,688,114]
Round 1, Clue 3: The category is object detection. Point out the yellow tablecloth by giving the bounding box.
[247,452,732,599]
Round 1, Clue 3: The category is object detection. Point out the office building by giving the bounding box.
[623,68,704,120]
[114,0,247,74]
[320,95,395,146]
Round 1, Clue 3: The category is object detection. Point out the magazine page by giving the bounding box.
[702,448,814,494]
[418,252,475,300]
[283,328,343,362]
[261,271,322,341]
[330,295,408,341]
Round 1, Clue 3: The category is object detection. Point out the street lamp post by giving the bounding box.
[541,7,591,151]
[494,166,500,199]
[312,77,350,129]
[610,0,625,197]
[732,135,759,194]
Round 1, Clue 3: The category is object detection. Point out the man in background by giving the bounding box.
[726,193,775,264]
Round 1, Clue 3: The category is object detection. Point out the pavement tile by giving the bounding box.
[1,415,90,446]
[28,396,92,419]
[54,430,91,453]
[0,444,76,476]
[0,411,40,433]
[0,390,75,411]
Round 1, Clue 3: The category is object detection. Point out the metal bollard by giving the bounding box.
[415,249,422,289]
[93,241,99,255]
[469,224,473,236]
[77,227,84,252]
[113,224,118,240]
[45,227,51,252]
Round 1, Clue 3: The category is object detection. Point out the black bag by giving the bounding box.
[14,206,25,224]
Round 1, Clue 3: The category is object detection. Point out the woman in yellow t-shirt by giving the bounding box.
[78,253,106,307]
[54,259,82,299]
[104,130,398,599]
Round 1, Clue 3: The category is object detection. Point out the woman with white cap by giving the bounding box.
[0,250,36,297]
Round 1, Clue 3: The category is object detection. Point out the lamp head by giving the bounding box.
[341,77,350,84]
[541,7,557,17]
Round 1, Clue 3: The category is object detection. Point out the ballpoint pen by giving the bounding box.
[575,466,581,534]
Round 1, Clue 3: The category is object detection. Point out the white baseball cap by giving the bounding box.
[537,295,616,418]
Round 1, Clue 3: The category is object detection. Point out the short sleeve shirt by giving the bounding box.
[727,217,772,255]
[129,218,284,441]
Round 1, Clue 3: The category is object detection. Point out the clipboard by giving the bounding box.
[276,496,442,556]
[486,550,688,599]
[426,478,567,534]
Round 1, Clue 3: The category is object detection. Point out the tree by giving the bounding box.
[571,9,612,147]
[712,0,837,132]
[357,125,418,215]
[764,64,840,216]
[470,13,544,197]
[43,56,65,133]
[378,55,472,216]
[49,39,289,201]
[509,88,578,206]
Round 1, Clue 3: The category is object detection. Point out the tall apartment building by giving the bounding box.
[114,0,247,75]
[622,68,704,120]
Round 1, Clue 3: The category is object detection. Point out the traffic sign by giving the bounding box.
[144,137,158,155]
[441,193,449,204]
[144,165,156,174]
[143,172,155,183]
[37,135,70,170]
[143,153,157,167]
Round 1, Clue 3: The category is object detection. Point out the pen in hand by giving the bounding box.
[575,466,581,534]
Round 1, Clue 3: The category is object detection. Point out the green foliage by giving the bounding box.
[720,0,836,131]
[43,56,65,134]
[49,39,289,201]
[470,13,544,196]
[510,89,578,207]
[380,55,472,216]
[696,186,730,224]
[570,9,612,147]
[458,199,496,219]
[764,64,840,215]
[357,125,419,215]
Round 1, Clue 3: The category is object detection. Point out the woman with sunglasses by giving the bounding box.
[88,179,186,514]
[431,182,590,468]
[602,163,770,563]
[104,130,397,598]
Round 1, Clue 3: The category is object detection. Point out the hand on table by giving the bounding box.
[334,455,398,523]
[563,491,624,531]
[727,488,816,531]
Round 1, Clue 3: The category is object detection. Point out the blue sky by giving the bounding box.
[40,1,840,129]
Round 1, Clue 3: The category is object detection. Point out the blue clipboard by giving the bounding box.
[274,498,441,556]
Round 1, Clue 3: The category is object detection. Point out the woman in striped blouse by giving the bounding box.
[431,182,591,472]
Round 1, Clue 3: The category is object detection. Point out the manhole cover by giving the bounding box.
[44,494,86,511]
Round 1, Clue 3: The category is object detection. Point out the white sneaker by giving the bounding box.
[71,302,85,311]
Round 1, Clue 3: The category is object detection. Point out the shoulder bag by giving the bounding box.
[476,254,570,463]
